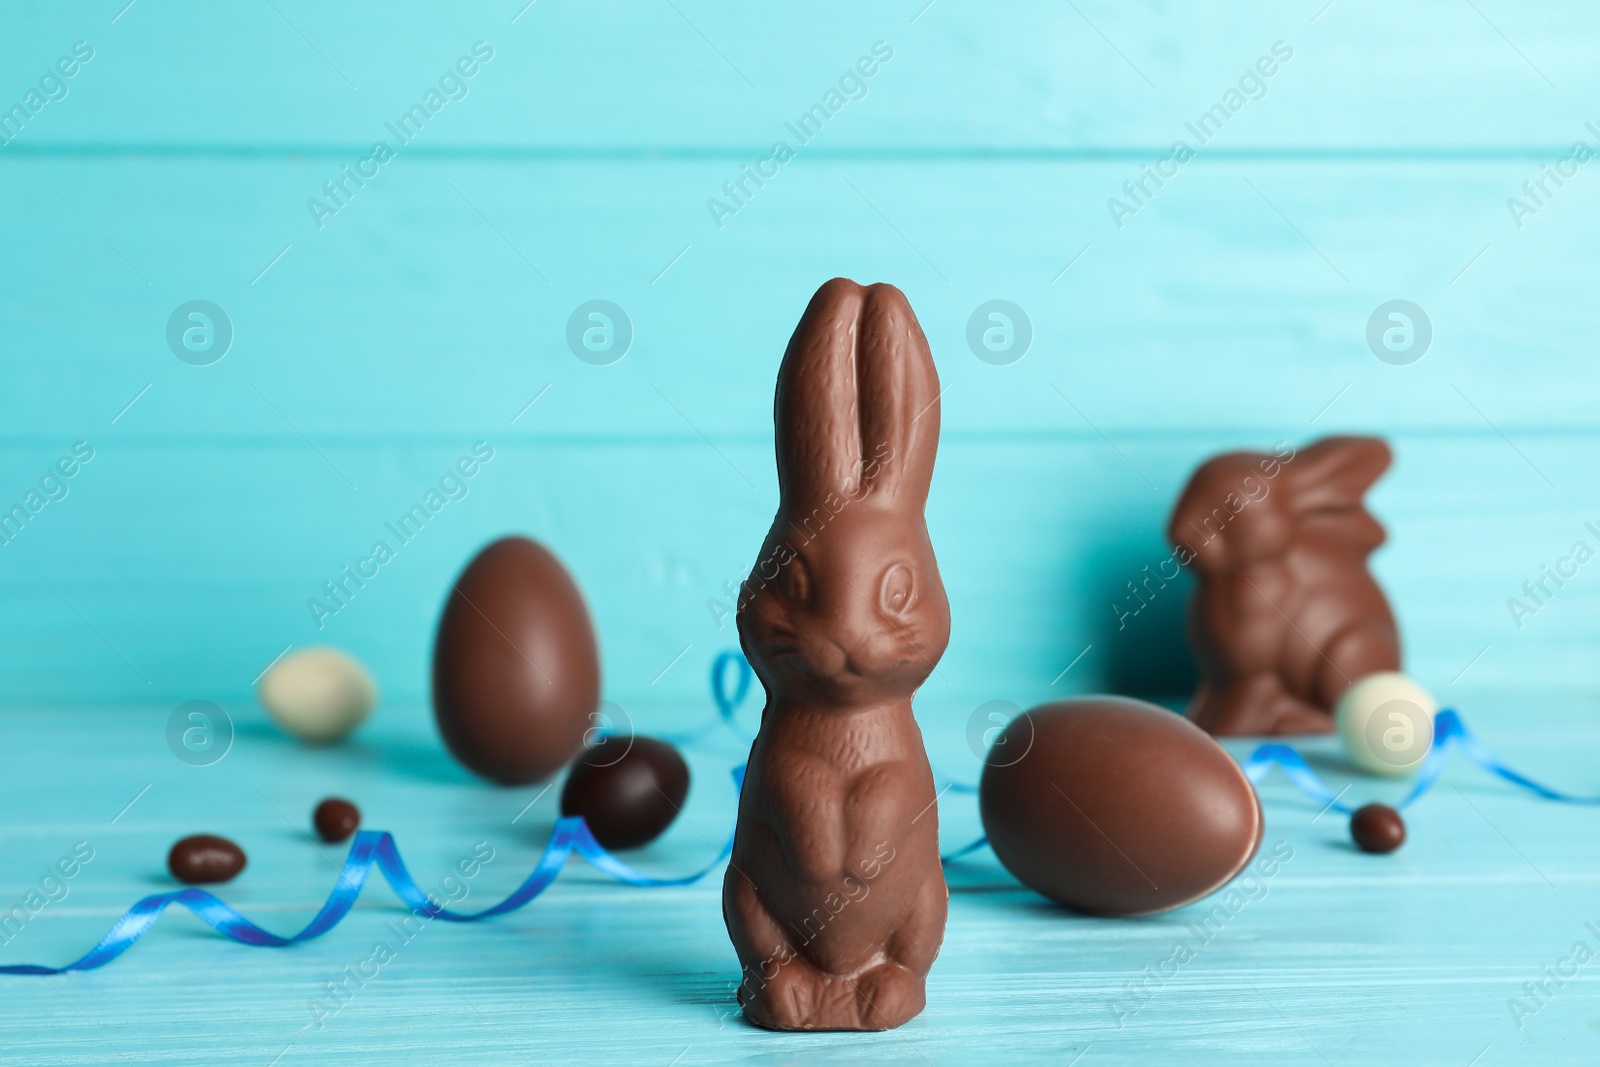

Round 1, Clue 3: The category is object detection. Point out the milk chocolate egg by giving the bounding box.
[979,697,1262,916]
[432,537,600,784]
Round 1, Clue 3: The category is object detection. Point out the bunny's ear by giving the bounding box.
[1288,436,1392,514]
[773,279,939,510]
[1167,452,1273,569]
[855,282,939,508]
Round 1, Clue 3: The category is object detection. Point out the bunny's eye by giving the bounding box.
[778,554,812,604]
[879,562,917,616]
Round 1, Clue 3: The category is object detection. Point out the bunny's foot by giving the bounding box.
[848,960,925,1030]
[1261,700,1335,735]
[739,958,923,1032]
[1317,624,1400,709]
[739,958,856,1031]
[1190,676,1333,736]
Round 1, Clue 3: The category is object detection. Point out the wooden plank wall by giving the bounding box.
[2,1,1598,721]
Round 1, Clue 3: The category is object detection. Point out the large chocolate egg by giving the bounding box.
[979,697,1262,916]
[432,537,600,784]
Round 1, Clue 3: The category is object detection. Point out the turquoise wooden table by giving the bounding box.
[2,693,1599,1065]
[4,0,1600,1062]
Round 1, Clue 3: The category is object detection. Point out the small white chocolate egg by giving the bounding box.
[258,647,376,743]
[1335,671,1438,776]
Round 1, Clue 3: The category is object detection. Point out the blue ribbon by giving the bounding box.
[931,768,979,796]
[1241,708,1600,813]
[43,664,1583,974]
[655,650,755,745]
[0,767,743,976]
[931,773,985,865]
[950,706,1600,862]
[940,835,990,863]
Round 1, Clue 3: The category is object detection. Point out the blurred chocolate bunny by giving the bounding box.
[724,279,949,1031]
[1168,436,1399,735]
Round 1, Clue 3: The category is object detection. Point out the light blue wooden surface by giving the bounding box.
[3,0,1600,1062]
[3,695,1599,1065]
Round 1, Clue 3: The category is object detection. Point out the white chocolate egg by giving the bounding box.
[1335,671,1437,776]
[258,647,376,743]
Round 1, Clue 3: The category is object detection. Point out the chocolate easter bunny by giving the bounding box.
[724,279,949,1031]
[1168,436,1400,736]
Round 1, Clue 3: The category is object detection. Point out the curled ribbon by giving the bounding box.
[1241,708,1600,813]
[940,836,990,863]
[932,769,980,796]
[931,771,985,865]
[948,706,1600,863]
[665,650,991,865]
[655,650,756,746]
[45,663,1580,973]
[0,767,743,976]
[0,645,990,973]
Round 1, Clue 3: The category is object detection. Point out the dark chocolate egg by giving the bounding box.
[168,834,247,884]
[433,537,601,784]
[313,797,361,843]
[1350,803,1405,853]
[560,735,690,849]
[979,697,1262,916]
